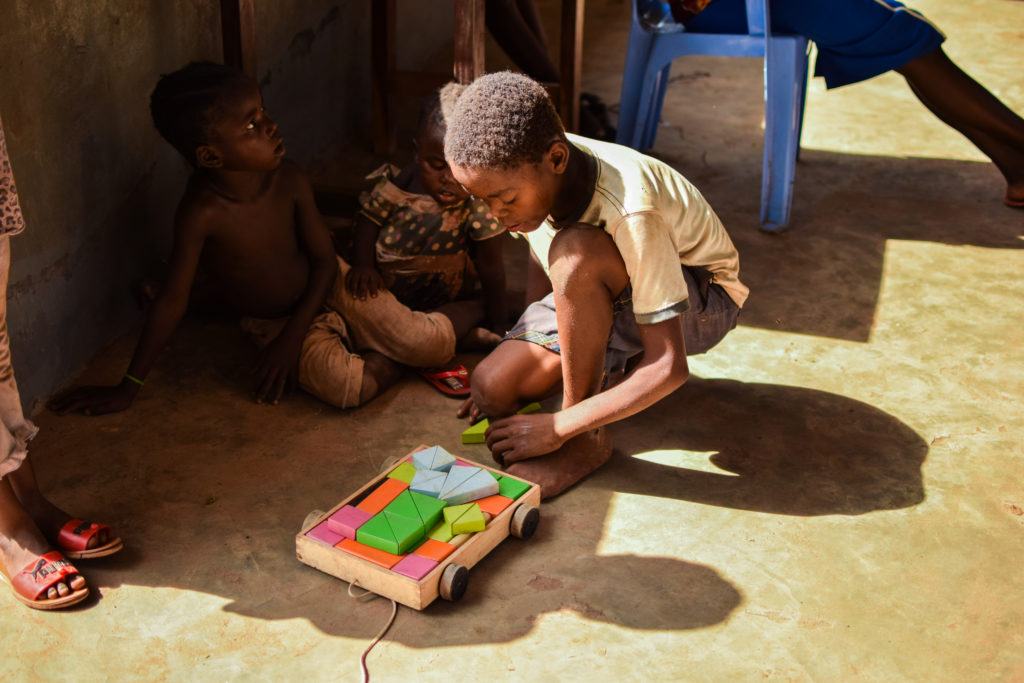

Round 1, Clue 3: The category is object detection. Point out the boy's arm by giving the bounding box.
[471,234,508,333]
[346,212,384,299]
[49,203,209,415]
[486,318,689,458]
[254,169,338,403]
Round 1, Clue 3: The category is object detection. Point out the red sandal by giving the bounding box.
[1,551,89,610]
[418,365,472,398]
[57,518,123,560]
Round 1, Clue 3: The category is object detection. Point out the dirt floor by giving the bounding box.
[3,0,1022,680]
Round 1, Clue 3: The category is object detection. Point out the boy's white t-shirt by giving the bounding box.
[521,133,748,324]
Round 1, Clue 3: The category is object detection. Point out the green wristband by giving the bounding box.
[124,373,145,387]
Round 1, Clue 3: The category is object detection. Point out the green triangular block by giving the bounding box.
[518,402,542,415]
[384,511,425,554]
[387,461,417,484]
[451,503,486,534]
[356,513,399,554]
[384,490,421,521]
[443,503,473,525]
[497,476,531,500]
[409,491,446,529]
[461,418,489,444]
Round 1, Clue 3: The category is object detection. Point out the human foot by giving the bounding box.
[18,492,121,560]
[458,326,503,351]
[357,351,405,404]
[505,427,612,500]
[0,509,87,605]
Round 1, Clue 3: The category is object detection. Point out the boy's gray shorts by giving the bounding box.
[504,266,740,374]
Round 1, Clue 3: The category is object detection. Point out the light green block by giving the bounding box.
[462,403,543,444]
[451,503,486,534]
[427,520,454,543]
[387,461,417,484]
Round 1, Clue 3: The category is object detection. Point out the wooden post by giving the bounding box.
[372,0,397,154]
[220,0,257,78]
[453,0,485,84]
[559,0,583,132]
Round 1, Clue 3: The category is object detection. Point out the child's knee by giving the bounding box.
[470,361,518,417]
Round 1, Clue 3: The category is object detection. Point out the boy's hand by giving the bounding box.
[254,329,304,404]
[48,381,139,416]
[456,396,483,423]
[345,265,384,300]
[485,412,564,465]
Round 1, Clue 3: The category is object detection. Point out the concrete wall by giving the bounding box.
[0,1,452,413]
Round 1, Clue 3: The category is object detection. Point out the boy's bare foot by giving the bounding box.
[458,326,503,351]
[17,491,114,554]
[505,427,612,500]
[357,351,404,404]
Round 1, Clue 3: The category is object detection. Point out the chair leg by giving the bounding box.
[760,38,804,231]
[641,63,671,150]
[616,23,655,147]
[795,45,809,162]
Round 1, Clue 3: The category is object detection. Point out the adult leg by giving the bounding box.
[503,225,630,498]
[897,48,1024,204]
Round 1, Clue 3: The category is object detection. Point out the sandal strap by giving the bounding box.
[12,551,80,601]
[57,518,107,552]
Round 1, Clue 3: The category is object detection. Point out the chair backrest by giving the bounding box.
[634,0,771,37]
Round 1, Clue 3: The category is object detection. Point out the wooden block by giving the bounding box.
[326,505,372,539]
[441,468,499,505]
[413,539,456,563]
[387,461,417,484]
[356,513,400,554]
[412,445,456,472]
[306,521,344,546]
[518,402,542,415]
[438,465,481,500]
[410,469,445,497]
[392,554,438,581]
[335,538,402,569]
[385,510,425,554]
[443,503,473,525]
[451,503,486,534]
[497,475,531,501]
[383,490,421,521]
[356,478,409,514]
[475,494,514,517]
[461,418,488,444]
[427,519,454,542]
[409,491,447,530]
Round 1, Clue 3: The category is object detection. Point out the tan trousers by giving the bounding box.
[0,237,37,479]
[243,257,457,408]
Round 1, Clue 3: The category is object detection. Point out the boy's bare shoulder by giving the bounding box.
[172,177,221,237]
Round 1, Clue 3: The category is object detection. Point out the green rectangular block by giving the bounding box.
[497,475,531,500]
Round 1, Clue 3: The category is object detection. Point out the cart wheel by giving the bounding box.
[379,455,403,473]
[302,509,326,531]
[510,504,540,540]
[439,564,469,602]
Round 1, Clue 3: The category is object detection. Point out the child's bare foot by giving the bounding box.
[18,491,116,557]
[458,326,503,351]
[358,351,404,404]
[505,427,612,500]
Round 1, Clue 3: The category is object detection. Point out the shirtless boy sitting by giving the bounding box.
[51,62,469,415]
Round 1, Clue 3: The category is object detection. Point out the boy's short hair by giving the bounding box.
[444,71,565,169]
[150,61,252,164]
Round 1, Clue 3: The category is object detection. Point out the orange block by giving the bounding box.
[335,538,403,568]
[356,478,409,515]
[475,494,514,517]
[413,539,456,563]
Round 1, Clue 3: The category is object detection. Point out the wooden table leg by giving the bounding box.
[559,0,584,133]
[372,0,397,154]
[220,0,257,78]
[454,0,486,84]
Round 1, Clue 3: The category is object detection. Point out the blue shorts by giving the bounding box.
[686,0,945,88]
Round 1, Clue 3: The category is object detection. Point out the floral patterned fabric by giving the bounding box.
[0,115,26,237]
[358,164,504,311]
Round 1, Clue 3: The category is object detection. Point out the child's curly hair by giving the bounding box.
[444,71,565,169]
[417,82,466,136]
[150,61,252,165]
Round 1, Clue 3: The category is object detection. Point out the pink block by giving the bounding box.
[455,459,476,467]
[392,554,439,581]
[306,521,344,546]
[327,505,372,539]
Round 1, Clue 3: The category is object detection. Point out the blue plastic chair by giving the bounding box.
[617,0,809,231]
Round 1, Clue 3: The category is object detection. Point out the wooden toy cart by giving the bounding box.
[296,449,541,610]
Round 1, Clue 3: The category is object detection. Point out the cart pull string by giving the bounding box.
[348,579,399,683]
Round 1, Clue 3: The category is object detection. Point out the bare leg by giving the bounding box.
[8,459,109,550]
[503,225,630,498]
[897,48,1024,205]
[357,351,404,404]
[470,339,563,418]
[0,475,85,600]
